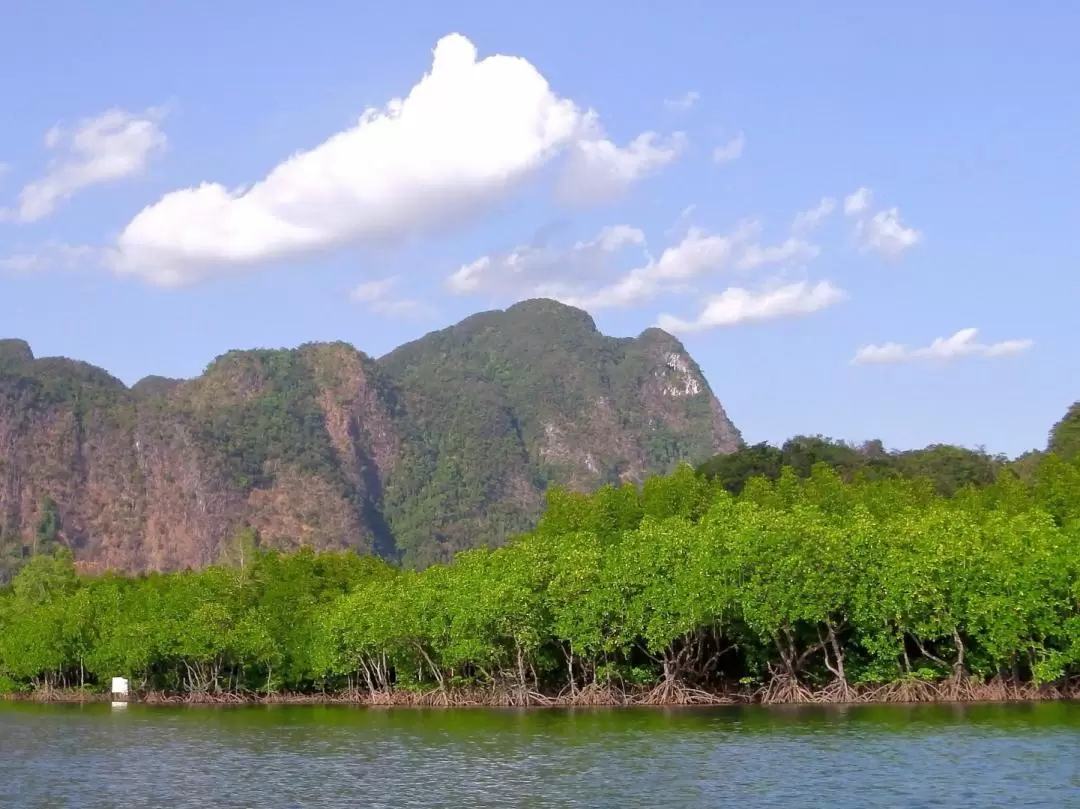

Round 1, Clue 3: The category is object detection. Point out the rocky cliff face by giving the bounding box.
[0,300,741,574]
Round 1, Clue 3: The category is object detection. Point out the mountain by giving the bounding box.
[1049,401,1080,462]
[0,300,741,574]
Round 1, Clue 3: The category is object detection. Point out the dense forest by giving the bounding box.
[1,404,1077,705]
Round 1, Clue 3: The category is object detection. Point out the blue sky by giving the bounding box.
[1,0,1075,457]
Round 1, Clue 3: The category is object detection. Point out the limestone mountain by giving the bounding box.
[0,300,741,576]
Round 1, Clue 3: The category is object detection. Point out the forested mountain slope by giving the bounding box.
[0,300,741,575]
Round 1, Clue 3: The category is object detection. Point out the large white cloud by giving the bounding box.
[110,34,683,287]
[853,328,1033,365]
[657,280,845,333]
[5,108,166,223]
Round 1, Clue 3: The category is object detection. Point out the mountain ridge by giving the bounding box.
[0,299,741,576]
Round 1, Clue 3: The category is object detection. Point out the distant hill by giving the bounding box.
[0,299,742,574]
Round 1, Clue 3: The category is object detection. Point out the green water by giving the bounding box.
[1,702,1078,807]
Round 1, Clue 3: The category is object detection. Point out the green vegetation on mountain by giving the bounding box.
[1049,402,1080,461]
[379,300,738,565]
[2,445,1077,705]
[187,348,345,490]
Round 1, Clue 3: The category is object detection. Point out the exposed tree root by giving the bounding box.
[7,677,1079,707]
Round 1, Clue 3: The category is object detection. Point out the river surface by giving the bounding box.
[1,702,1078,808]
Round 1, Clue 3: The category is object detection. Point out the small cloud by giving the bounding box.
[348,276,432,318]
[7,107,167,223]
[712,133,745,163]
[557,129,686,206]
[664,91,699,112]
[0,242,104,274]
[852,328,1033,365]
[349,277,398,303]
[791,197,837,233]
[736,237,819,271]
[446,224,646,296]
[855,207,921,259]
[842,186,921,259]
[844,187,873,216]
[657,279,846,333]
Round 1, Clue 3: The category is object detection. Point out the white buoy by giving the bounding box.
[111,676,129,697]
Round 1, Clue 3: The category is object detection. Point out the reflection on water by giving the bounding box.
[1,702,1078,808]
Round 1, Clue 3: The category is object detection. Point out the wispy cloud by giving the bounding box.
[0,242,105,273]
[712,133,745,163]
[657,280,846,333]
[4,107,166,223]
[791,197,837,233]
[349,276,432,318]
[843,186,921,259]
[853,328,1033,365]
[664,91,699,112]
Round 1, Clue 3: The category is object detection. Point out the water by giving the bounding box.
[1,702,1078,808]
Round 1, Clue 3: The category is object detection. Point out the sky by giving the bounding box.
[1,0,1076,457]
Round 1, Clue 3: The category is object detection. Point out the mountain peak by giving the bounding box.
[0,339,34,365]
[503,298,599,332]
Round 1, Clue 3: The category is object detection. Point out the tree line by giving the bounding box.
[1,439,1078,705]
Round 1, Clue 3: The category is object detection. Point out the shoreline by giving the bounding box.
[7,679,1079,708]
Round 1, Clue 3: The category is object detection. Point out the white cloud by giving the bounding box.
[349,277,398,303]
[844,187,873,216]
[712,133,745,163]
[108,34,682,288]
[561,223,757,310]
[657,280,846,333]
[446,224,645,296]
[842,186,921,259]
[0,242,103,273]
[349,276,431,318]
[664,91,699,112]
[856,207,922,259]
[852,328,1033,365]
[6,108,166,223]
[449,211,826,312]
[791,197,836,233]
[736,237,819,271]
[556,129,686,205]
